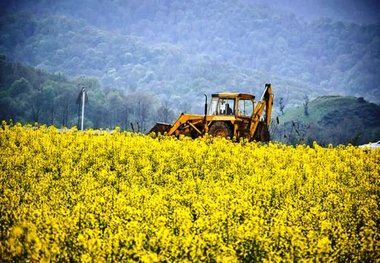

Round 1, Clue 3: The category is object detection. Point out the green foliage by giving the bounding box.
[273,96,380,145]
[0,0,379,111]
[0,56,165,130]
[0,0,379,134]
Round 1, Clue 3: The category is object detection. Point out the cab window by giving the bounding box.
[209,98,235,115]
[238,99,253,117]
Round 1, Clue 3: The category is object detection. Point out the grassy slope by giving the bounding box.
[275,96,380,145]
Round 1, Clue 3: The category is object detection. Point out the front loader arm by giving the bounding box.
[250,83,273,138]
[167,113,205,136]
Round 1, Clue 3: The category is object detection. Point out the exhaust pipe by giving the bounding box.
[203,94,208,131]
[204,94,208,117]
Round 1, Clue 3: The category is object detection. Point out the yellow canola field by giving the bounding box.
[0,123,379,262]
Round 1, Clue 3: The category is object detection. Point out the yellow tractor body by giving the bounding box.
[148,84,273,142]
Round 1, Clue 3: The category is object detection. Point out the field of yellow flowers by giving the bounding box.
[0,122,379,262]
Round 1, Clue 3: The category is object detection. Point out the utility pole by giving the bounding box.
[76,87,88,130]
[81,87,85,131]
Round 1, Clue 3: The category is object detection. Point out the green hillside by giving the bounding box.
[0,12,318,111]
[0,0,379,110]
[1,0,380,134]
[0,56,173,131]
[273,96,380,145]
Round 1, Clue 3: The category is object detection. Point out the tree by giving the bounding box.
[55,83,76,127]
[9,77,32,96]
[279,97,285,115]
[156,100,175,123]
[105,89,126,129]
[127,92,155,132]
[8,78,34,122]
[303,95,309,116]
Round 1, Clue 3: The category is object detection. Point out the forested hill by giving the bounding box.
[1,0,379,111]
[273,96,380,145]
[0,56,174,131]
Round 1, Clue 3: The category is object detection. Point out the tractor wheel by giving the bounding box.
[253,122,270,142]
[209,121,233,139]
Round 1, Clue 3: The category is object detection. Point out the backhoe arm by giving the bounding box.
[250,83,273,138]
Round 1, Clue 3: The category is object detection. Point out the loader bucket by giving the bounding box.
[147,122,172,135]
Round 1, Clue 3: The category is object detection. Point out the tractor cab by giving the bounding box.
[208,93,255,117]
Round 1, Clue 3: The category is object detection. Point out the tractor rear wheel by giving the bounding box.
[253,122,270,142]
[208,121,233,139]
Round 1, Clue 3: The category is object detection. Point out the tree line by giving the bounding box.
[0,55,176,131]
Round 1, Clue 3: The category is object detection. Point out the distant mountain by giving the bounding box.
[0,0,379,115]
[273,96,380,145]
[243,0,380,24]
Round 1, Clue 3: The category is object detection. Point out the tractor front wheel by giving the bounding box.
[208,121,233,139]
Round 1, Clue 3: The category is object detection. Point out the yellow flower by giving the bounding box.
[0,123,379,262]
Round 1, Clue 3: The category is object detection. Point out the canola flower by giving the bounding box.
[0,122,379,262]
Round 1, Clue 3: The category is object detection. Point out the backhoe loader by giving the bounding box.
[148,83,273,142]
